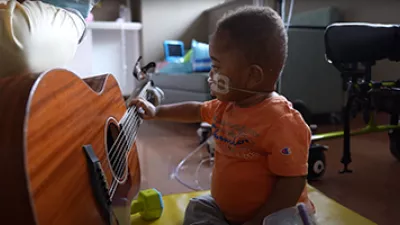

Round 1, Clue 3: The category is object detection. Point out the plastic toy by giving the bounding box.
[158,39,212,74]
[163,40,185,63]
[131,188,164,221]
[191,39,212,72]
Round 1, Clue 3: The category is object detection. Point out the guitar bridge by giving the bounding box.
[83,145,112,225]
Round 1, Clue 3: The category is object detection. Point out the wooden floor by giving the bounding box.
[136,114,400,225]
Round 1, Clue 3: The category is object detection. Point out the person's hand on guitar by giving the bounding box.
[129,98,157,120]
[128,97,203,123]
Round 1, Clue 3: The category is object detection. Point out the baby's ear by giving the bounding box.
[248,65,264,86]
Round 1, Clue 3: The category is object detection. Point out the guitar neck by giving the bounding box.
[125,79,152,105]
[120,79,152,148]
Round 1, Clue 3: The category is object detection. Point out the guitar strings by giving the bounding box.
[112,111,141,182]
[108,83,155,167]
[109,107,142,165]
[104,103,147,198]
[109,116,141,197]
[127,121,140,149]
[110,108,141,169]
[99,106,138,194]
[109,114,141,196]
[109,108,142,196]
[108,111,138,196]
[108,107,136,157]
[108,107,138,172]
[108,107,137,162]
[111,112,140,180]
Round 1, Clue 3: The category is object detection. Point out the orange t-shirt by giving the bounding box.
[200,95,314,224]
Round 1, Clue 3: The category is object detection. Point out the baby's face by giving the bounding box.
[209,32,253,102]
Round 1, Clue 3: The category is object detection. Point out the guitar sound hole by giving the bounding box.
[106,119,127,182]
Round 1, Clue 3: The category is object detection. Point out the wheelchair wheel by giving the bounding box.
[389,129,400,161]
[307,145,327,181]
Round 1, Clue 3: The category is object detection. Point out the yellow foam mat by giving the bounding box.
[130,185,377,225]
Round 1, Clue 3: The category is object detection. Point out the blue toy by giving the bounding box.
[163,40,185,63]
[159,39,212,73]
[191,39,212,72]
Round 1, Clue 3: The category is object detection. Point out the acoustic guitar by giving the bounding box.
[0,57,163,225]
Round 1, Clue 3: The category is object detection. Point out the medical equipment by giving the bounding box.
[291,23,400,178]
[172,138,214,191]
[289,23,400,179]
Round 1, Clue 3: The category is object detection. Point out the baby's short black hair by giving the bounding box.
[216,6,288,78]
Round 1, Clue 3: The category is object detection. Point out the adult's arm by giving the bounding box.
[0,0,86,77]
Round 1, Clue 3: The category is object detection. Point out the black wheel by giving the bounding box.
[292,100,312,125]
[307,147,326,181]
[389,129,400,161]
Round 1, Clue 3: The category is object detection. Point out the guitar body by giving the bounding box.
[0,69,143,225]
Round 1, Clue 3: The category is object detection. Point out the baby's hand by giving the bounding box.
[128,98,156,120]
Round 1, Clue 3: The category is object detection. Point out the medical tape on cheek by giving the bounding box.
[211,73,230,94]
[211,72,274,95]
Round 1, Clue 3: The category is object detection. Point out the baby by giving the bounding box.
[130,6,315,225]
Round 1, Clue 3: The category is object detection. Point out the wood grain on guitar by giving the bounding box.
[0,57,160,225]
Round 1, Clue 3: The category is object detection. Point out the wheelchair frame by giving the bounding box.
[307,59,400,182]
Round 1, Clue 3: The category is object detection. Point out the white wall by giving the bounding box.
[141,0,400,79]
[140,0,224,63]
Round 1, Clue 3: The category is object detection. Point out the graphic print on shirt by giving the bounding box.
[211,115,269,160]
[280,147,292,155]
